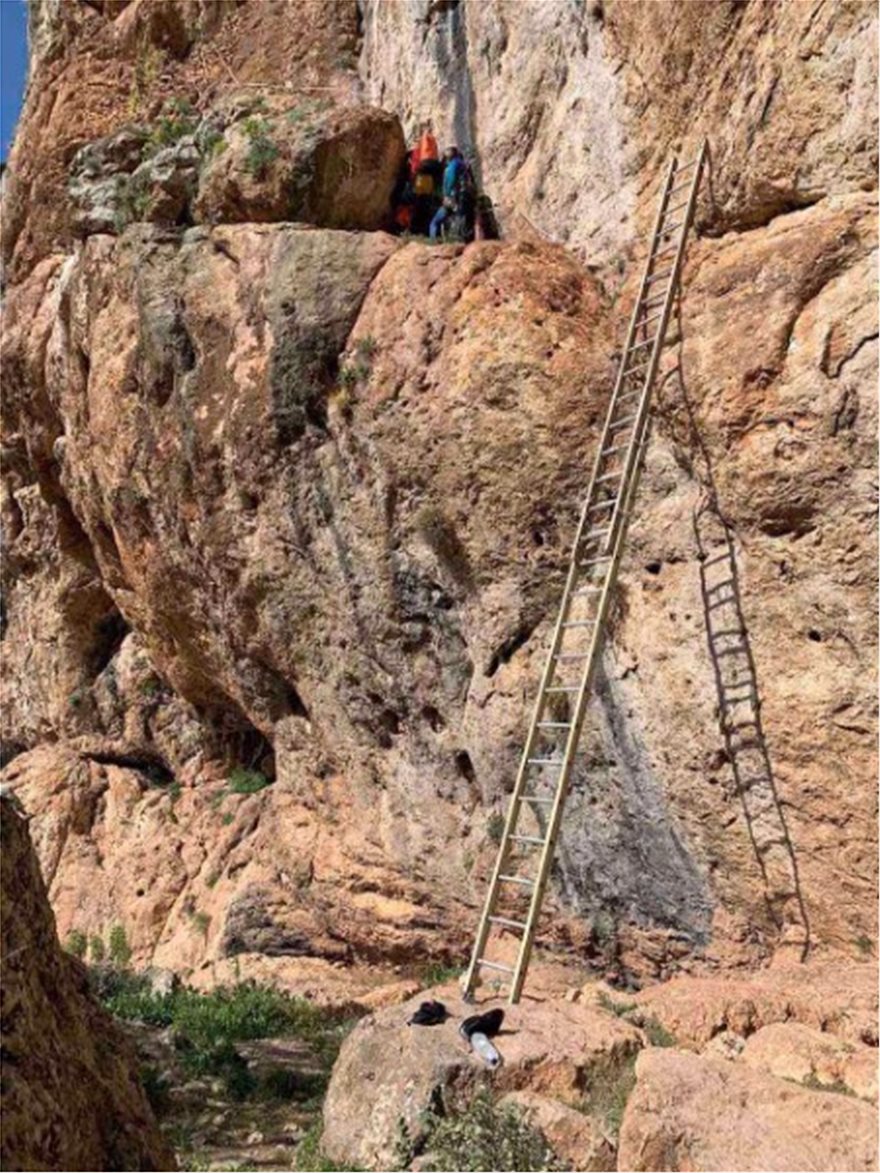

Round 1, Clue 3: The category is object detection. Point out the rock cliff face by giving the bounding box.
[1,0,877,1004]
[0,797,174,1171]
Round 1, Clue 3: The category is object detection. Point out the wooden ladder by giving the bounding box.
[462,140,709,1004]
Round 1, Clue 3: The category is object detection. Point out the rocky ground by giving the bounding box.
[324,966,878,1172]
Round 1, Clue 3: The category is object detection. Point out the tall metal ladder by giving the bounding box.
[463,140,709,1005]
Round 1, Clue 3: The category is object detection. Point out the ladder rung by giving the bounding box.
[716,647,747,660]
[546,686,579,693]
[499,874,535,887]
[581,555,611,566]
[707,594,734,611]
[661,220,684,235]
[616,390,643,402]
[676,154,702,169]
[574,585,603,595]
[562,620,595,629]
[527,756,563,765]
[609,414,637,430]
[711,628,744,639]
[652,244,678,262]
[477,958,514,973]
[537,721,571,729]
[596,471,621,484]
[705,580,734,597]
[627,335,658,353]
[646,268,673,285]
[554,652,590,661]
[602,444,629,457]
[583,527,611,540]
[637,310,664,327]
[587,498,617,512]
[668,179,693,196]
[665,199,690,215]
[511,834,545,846]
[520,794,554,804]
[489,916,527,930]
[623,360,651,375]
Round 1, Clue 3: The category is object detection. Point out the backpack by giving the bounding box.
[413,171,435,197]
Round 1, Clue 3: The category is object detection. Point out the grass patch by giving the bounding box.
[420,961,463,988]
[853,934,873,957]
[641,1017,677,1047]
[294,1119,354,1172]
[109,923,132,967]
[580,1056,638,1141]
[65,929,87,959]
[227,767,272,795]
[802,1073,856,1097]
[414,1091,559,1171]
[597,990,637,1018]
[242,116,280,179]
[486,812,505,844]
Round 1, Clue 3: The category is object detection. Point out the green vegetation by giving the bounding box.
[68,689,85,709]
[128,40,163,117]
[108,923,132,967]
[89,934,106,964]
[641,1017,677,1047]
[802,1073,856,1097]
[294,1120,353,1172]
[192,911,211,937]
[854,934,874,956]
[221,812,235,826]
[96,972,354,1103]
[227,767,272,795]
[580,1056,638,1140]
[591,909,617,949]
[242,116,280,179]
[487,812,505,844]
[65,929,88,959]
[596,990,637,1018]
[420,961,463,987]
[145,98,198,156]
[412,1091,559,1171]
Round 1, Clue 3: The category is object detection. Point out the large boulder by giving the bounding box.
[618,1047,878,1172]
[193,96,406,229]
[0,797,175,1171]
[322,985,642,1170]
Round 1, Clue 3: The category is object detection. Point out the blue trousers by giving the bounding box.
[429,205,450,240]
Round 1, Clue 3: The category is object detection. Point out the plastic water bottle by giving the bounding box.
[470,1031,502,1068]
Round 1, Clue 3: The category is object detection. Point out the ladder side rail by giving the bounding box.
[461,158,680,1000]
[509,143,708,1003]
[609,141,707,554]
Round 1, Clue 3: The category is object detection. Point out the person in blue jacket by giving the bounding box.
[429,146,467,240]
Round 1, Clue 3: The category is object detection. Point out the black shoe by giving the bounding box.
[459,1007,504,1040]
[408,1000,448,1026]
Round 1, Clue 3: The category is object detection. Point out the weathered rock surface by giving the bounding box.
[322,984,642,1170]
[360,0,878,263]
[633,962,879,1049]
[739,1021,877,1103]
[618,1047,878,1172]
[2,0,877,1007]
[501,1090,615,1171]
[0,797,174,1171]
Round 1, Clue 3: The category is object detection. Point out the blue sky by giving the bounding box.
[2,0,28,162]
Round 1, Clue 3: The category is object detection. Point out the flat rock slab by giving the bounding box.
[618,1047,879,1172]
[634,961,879,1048]
[739,1021,877,1103]
[322,985,642,1170]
